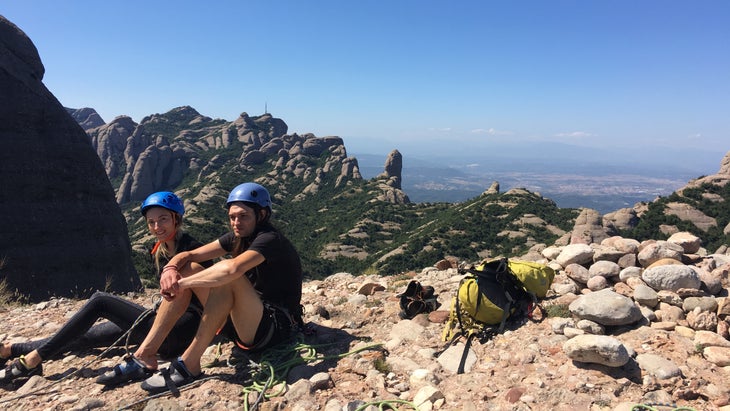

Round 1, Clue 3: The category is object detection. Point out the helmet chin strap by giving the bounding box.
[150,229,177,255]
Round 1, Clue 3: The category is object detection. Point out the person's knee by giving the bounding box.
[179,261,206,277]
[229,275,258,295]
[89,290,110,300]
[192,288,210,306]
[87,291,113,307]
[159,289,192,310]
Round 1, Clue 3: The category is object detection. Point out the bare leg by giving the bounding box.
[0,344,10,359]
[18,350,41,368]
[132,291,191,369]
[133,262,209,369]
[180,275,263,376]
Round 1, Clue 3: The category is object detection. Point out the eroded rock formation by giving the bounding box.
[0,16,140,300]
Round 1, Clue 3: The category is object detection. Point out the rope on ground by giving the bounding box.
[228,336,384,411]
[114,375,222,411]
[0,295,161,406]
[354,399,420,411]
[631,403,698,411]
[114,335,384,411]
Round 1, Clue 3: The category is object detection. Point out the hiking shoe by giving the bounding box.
[96,356,154,387]
[421,285,435,299]
[424,297,441,312]
[398,280,422,298]
[140,357,200,394]
[0,357,42,383]
[399,299,427,319]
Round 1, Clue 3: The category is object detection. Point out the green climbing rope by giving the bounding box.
[354,399,420,410]
[631,403,698,411]
[228,337,384,411]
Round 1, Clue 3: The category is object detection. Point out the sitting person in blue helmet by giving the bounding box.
[140,182,303,393]
[0,192,212,387]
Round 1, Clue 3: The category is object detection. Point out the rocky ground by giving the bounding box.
[1,254,729,411]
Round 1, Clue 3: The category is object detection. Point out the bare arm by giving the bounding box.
[166,240,227,269]
[163,249,265,296]
[160,240,228,299]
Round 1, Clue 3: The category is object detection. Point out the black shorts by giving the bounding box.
[219,302,298,352]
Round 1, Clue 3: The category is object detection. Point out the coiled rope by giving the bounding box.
[354,399,421,410]
[116,336,390,411]
[227,337,389,411]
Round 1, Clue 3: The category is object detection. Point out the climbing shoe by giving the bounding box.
[0,356,42,384]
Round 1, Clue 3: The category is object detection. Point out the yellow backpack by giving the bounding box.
[441,258,555,373]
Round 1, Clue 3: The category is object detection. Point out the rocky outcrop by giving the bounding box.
[681,150,730,191]
[337,157,362,187]
[91,107,366,205]
[115,107,221,203]
[603,207,639,232]
[65,107,105,130]
[374,150,410,204]
[378,149,404,190]
[483,181,500,195]
[664,202,718,232]
[88,115,137,180]
[570,208,616,245]
[0,16,140,300]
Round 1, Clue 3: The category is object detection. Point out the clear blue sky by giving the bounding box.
[3,1,729,162]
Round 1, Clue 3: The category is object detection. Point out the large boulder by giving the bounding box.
[570,208,615,245]
[568,289,643,326]
[378,149,405,190]
[88,115,137,179]
[603,208,639,232]
[0,16,140,301]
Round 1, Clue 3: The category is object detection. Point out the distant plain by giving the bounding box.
[353,145,722,214]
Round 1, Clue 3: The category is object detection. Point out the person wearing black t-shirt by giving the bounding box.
[141,182,303,393]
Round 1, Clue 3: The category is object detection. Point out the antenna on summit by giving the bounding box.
[265,102,268,114]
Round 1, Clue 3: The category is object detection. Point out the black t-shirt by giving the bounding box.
[218,224,303,314]
[149,232,213,310]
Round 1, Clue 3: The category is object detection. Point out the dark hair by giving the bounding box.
[229,202,272,257]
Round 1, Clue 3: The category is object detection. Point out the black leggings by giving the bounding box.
[11,291,201,360]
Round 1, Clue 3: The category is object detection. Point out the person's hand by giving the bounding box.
[160,265,182,301]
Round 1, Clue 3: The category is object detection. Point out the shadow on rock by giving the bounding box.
[572,357,643,384]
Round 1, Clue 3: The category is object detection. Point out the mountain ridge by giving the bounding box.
[66,106,730,284]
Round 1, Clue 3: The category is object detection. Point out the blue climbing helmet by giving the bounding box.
[141,191,185,216]
[226,183,271,209]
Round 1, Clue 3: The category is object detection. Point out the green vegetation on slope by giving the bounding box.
[117,109,729,284]
[621,181,730,252]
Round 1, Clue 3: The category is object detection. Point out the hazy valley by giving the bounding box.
[355,153,710,214]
